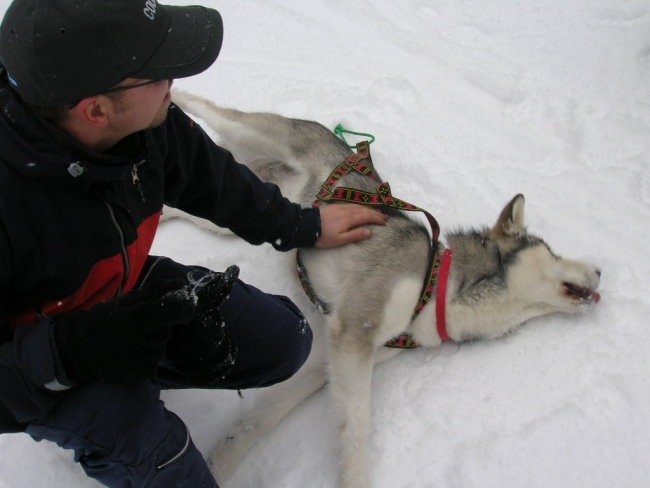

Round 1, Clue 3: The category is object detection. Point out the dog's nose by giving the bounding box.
[595,269,602,278]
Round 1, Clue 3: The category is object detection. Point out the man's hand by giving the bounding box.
[53,282,195,384]
[315,203,387,249]
[167,265,240,382]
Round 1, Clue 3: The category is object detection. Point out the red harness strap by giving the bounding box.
[313,143,382,205]
[298,141,452,347]
[384,248,453,347]
[435,249,453,342]
[313,142,440,243]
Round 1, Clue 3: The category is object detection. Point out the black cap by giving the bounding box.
[0,0,223,106]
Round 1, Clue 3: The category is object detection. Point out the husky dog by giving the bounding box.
[170,91,601,488]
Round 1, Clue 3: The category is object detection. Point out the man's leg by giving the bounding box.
[26,381,217,488]
[24,256,312,487]
[211,279,313,389]
[143,256,313,390]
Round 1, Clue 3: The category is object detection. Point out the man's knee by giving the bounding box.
[218,284,313,389]
[139,258,315,388]
[273,295,313,380]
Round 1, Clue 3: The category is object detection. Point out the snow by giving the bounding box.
[1,0,649,487]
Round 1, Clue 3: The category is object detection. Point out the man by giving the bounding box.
[0,1,385,486]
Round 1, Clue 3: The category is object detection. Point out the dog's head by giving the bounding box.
[446,194,600,333]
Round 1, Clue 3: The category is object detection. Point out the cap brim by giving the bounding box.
[133,6,223,80]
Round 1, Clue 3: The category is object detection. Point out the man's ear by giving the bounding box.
[70,96,111,128]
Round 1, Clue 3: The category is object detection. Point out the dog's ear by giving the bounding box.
[490,194,525,238]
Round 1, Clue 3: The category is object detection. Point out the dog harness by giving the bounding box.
[296,141,453,347]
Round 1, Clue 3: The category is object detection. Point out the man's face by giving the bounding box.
[108,78,174,132]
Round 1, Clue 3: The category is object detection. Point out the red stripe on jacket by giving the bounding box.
[10,211,161,329]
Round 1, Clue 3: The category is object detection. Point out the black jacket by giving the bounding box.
[0,75,320,433]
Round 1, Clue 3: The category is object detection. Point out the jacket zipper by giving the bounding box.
[104,201,130,295]
[103,160,147,296]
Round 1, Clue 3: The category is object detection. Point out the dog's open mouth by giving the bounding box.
[564,282,601,304]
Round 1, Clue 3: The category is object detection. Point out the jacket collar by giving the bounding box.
[0,74,148,184]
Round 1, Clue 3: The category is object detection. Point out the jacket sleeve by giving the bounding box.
[0,225,70,433]
[155,105,321,251]
[0,318,72,430]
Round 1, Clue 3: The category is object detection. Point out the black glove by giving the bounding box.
[54,281,196,384]
[167,265,240,382]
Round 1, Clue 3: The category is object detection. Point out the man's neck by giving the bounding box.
[56,118,125,152]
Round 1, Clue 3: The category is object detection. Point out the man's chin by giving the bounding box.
[149,105,171,128]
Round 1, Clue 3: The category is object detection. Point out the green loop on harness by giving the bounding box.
[333,123,375,149]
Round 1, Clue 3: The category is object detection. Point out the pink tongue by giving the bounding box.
[592,291,601,304]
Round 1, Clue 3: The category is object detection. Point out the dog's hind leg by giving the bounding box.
[327,315,376,488]
[209,356,328,484]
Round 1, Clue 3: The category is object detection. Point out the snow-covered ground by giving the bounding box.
[1,1,649,487]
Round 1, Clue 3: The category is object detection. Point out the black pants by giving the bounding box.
[27,257,313,488]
